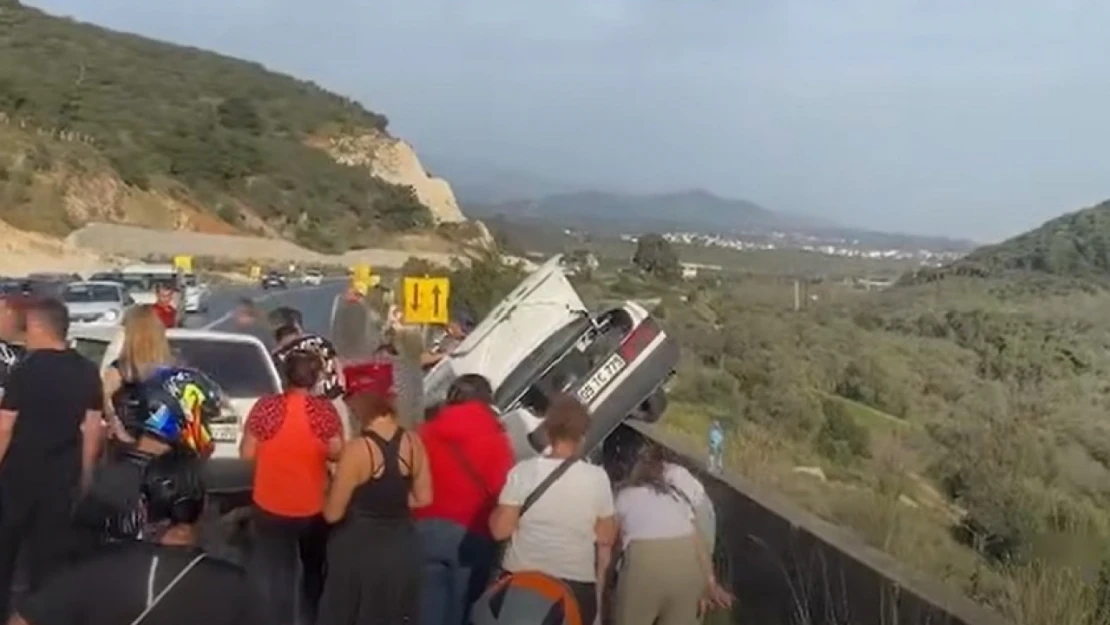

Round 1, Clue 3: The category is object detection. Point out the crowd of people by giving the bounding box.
[0,285,732,625]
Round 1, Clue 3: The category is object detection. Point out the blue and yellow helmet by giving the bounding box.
[140,366,224,457]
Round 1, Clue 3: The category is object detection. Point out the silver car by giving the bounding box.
[63,281,132,326]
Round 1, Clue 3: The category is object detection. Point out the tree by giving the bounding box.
[632,233,680,279]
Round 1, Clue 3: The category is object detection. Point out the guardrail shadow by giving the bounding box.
[603,423,1013,625]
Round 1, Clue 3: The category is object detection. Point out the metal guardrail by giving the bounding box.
[607,422,1013,625]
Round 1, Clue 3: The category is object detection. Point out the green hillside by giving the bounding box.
[904,200,1110,285]
[0,0,430,251]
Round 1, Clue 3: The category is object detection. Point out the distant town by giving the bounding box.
[622,231,966,267]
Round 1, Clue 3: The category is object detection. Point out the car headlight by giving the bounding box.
[101,309,120,322]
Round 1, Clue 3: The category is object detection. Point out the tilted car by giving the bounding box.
[423,254,679,461]
[63,281,133,326]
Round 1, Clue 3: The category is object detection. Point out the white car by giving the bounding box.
[68,326,284,503]
[302,271,323,286]
[63,281,132,326]
[423,254,680,461]
[182,275,209,314]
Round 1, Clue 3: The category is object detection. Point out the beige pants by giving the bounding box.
[615,535,706,625]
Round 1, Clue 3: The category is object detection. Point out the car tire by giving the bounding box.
[634,388,668,423]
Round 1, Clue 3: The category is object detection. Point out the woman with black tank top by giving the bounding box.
[101,305,174,446]
[318,389,433,625]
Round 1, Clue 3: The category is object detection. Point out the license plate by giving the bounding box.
[577,353,626,404]
[210,423,238,443]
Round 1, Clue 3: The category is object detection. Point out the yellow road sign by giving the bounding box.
[352,264,372,283]
[249,265,261,280]
[402,277,450,325]
[173,255,193,273]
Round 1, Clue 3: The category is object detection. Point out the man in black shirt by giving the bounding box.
[11,453,265,625]
[0,297,103,618]
[0,294,28,398]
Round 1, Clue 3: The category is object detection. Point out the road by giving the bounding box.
[184,280,348,341]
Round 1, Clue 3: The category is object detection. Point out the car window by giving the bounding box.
[64,284,122,303]
[493,315,592,411]
[168,339,278,398]
[73,338,109,366]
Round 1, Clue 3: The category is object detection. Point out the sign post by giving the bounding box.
[401,277,450,326]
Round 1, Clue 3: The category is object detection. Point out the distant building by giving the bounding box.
[680,261,722,280]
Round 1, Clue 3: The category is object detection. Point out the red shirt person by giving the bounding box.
[239,350,343,625]
[415,374,514,625]
[151,284,178,328]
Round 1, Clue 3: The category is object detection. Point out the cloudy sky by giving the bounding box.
[27,0,1110,241]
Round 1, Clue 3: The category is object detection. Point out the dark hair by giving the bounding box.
[283,349,322,390]
[268,307,303,330]
[347,390,395,426]
[24,296,68,339]
[142,452,206,525]
[446,374,493,405]
[274,324,300,344]
[624,442,672,495]
[543,393,590,443]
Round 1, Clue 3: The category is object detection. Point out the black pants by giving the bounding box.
[0,483,76,620]
[251,508,328,625]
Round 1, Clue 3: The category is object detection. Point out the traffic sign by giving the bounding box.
[352,264,372,283]
[402,277,450,325]
[249,265,261,280]
[173,255,193,273]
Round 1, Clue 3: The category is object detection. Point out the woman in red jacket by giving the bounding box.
[416,374,514,625]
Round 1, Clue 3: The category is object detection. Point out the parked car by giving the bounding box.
[423,254,679,461]
[260,271,288,290]
[62,281,132,326]
[67,326,287,507]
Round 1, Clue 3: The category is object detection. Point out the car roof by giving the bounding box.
[68,327,268,345]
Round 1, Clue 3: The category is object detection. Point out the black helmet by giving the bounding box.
[139,366,224,457]
[141,452,206,525]
[470,572,585,625]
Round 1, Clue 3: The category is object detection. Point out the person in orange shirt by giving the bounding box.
[151,283,178,328]
[239,350,344,625]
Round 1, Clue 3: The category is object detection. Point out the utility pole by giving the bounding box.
[793,279,801,312]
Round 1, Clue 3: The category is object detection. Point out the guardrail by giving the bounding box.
[606,422,1013,625]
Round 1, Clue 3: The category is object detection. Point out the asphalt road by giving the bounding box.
[184,279,348,342]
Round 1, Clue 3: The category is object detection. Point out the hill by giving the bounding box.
[0,1,468,253]
[901,199,1110,285]
[467,188,977,253]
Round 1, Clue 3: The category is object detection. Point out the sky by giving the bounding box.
[26,0,1110,241]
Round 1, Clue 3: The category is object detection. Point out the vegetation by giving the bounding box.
[631,233,680,279]
[0,2,431,250]
[443,201,1110,625]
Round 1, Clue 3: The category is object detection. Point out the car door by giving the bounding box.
[423,254,588,405]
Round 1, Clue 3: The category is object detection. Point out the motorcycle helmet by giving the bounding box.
[139,366,224,457]
[470,571,584,625]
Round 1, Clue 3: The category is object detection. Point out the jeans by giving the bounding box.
[417,518,496,625]
[251,508,328,625]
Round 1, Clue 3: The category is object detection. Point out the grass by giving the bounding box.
[661,400,1109,625]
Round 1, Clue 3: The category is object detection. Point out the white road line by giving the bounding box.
[200,284,335,330]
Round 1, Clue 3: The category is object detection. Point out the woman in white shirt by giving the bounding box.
[612,444,731,625]
[490,394,616,625]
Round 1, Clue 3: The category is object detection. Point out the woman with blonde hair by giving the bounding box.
[102,304,174,444]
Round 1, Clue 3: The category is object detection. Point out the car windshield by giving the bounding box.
[73,338,109,365]
[182,274,197,287]
[168,339,278,398]
[64,284,120,303]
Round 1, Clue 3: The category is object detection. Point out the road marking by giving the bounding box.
[201,284,337,330]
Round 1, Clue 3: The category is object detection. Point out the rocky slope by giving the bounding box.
[0,1,483,254]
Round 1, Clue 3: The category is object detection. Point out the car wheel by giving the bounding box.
[633,388,668,423]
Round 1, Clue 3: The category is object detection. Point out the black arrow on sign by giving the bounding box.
[432,284,442,316]
[411,281,420,311]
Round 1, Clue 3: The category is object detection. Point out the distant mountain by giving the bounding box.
[906,200,1110,283]
[421,155,574,205]
[467,189,814,234]
[466,189,976,252]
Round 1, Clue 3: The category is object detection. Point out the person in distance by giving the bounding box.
[10,453,265,625]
